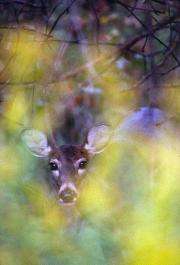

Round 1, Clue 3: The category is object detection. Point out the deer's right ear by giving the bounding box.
[21,129,51,157]
[85,125,111,154]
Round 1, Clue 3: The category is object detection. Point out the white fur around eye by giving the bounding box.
[50,158,61,169]
[51,170,59,179]
[74,158,87,177]
[49,159,61,179]
[78,169,86,176]
[74,158,87,169]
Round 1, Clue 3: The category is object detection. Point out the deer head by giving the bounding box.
[21,125,111,204]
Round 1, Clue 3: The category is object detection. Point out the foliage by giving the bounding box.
[0,1,180,265]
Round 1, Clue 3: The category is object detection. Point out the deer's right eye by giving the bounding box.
[49,162,58,171]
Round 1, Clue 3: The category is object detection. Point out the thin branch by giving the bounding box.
[48,0,77,35]
[120,12,180,51]
[0,0,50,9]
[86,0,101,45]
[131,43,179,90]
[113,0,165,13]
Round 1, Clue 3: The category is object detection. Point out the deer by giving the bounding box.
[22,123,111,205]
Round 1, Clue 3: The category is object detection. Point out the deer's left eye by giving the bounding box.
[49,162,58,171]
[78,160,87,169]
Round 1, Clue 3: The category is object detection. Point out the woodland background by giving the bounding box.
[0,1,180,265]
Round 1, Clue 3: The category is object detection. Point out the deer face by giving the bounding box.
[22,126,110,204]
[48,144,90,203]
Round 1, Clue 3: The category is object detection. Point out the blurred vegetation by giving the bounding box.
[0,1,180,265]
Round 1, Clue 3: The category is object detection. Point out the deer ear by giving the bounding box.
[85,125,111,154]
[21,129,51,157]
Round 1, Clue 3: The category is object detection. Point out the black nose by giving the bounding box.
[59,188,77,203]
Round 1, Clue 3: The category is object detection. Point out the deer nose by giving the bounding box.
[59,187,77,203]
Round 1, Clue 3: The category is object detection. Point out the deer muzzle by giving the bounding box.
[58,183,78,204]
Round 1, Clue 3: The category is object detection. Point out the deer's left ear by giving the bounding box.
[85,125,111,154]
[21,129,51,157]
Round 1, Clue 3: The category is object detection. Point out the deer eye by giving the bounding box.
[78,160,87,169]
[49,161,58,171]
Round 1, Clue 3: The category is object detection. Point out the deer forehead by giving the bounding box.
[49,144,89,163]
